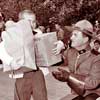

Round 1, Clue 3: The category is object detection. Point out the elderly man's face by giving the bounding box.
[70,30,88,48]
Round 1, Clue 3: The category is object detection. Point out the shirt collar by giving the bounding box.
[78,45,91,54]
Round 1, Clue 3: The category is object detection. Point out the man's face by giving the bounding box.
[28,15,36,30]
[23,13,36,30]
[70,30,88,48]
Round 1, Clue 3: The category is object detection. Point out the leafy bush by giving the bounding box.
[0,0,99,25]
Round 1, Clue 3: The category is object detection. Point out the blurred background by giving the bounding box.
[0,0,100,26]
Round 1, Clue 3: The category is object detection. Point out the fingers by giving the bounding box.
[52,71,67,82]
[58,68,66,73]
[53,41,59,52]
[52,71,62,79]
[54,42,58,46]
[52,41,64,55]
[52,48,57,53]
[52,71,56,77]
[52,48,60,55]
[52,71,61,76]
[57,68,69,76]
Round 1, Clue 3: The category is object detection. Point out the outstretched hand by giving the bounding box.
[52,68,70,82]
[52,40,65,55]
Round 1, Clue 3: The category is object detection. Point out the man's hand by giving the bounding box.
[52,40,65,55]
[52,68,70,82]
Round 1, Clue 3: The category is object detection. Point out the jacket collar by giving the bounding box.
[78,45,91,54]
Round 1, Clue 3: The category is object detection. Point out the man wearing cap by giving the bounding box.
[52,19,100,100]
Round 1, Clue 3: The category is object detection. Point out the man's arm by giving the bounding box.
[52,68,86,95]
[84,61,100,90]
[67,73,86,95]
[52,61,100,95]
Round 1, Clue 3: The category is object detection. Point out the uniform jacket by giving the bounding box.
[63,47,100,96]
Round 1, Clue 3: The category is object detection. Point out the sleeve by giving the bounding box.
[84,61,100,90]
[66,57,100,95]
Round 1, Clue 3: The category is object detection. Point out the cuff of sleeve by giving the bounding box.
[69,75,85,86]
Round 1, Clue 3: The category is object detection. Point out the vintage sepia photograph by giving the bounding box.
[0,0,100,100]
